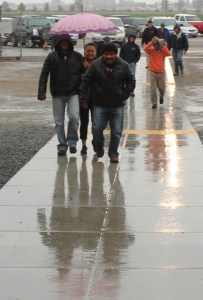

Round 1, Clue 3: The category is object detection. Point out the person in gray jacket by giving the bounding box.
[38,34,83,155]
[80,43,135,163]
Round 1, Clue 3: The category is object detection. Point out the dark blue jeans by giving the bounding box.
[172,49,183,74]
[92,105,124,158]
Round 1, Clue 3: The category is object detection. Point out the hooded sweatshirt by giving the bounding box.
[38,34,83,98]
[119,34,141,64]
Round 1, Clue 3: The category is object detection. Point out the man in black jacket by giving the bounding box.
[168,24,189,76]
[119,33,141,96]
[141,20,159,68]
[38,35,83,155]
[80,43,135,163]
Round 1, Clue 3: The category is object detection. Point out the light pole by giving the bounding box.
[165,0,168,16]
[0,5,2,57]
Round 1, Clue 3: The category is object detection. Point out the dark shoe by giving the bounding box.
[159,97,164,104]
[130,92,135,97]
[81,146,87,155]
[110,157,119,163]
[58,149,67,156]
[70,146,77,154]
[152,103,157,109]
[174,73,179,76]
[180,70,184,75]
[96,148,104,158]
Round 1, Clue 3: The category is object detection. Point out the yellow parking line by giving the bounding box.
[88,129,197,135]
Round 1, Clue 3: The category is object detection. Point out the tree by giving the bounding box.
[1,1,10,12]
[18,2,26,13]
[44,3,49,12]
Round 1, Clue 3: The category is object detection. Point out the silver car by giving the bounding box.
[177,21,198,37]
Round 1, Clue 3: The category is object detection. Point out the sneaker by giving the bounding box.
[110,157,119,163]
[152,103,157,109]
[159,97,164,104]
[174,72,179,76]
[58,149,67,156]
[96,148,104,158]
[180,70,184,75]
[81,146,87,155]
[70,146,77,154]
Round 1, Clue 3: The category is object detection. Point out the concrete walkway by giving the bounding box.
[1,57,203,300]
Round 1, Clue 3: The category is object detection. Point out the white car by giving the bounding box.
[177,21,198,38]
[92,17,126,47]
[151,17,177,34]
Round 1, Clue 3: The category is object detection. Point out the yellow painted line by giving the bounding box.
[88,129,197,135]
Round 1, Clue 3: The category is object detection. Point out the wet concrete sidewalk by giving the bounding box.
[1,57,203,299]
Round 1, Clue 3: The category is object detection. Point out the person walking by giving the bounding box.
[38,34,83,156]
[96,36,111,58]
[144,36,171,109]
[142,20,159,68]
[80,43,135,163]
[158,23,170,44]
[79,43,97,155]
[119,33,141,96]
[168,24,189,76]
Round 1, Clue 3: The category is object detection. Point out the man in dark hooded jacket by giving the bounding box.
[119,33,140,96]
[38,35,83,155]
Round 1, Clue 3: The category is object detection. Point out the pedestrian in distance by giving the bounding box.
[42,22,51,51]
[119,33,141,96]
[142,20,159,68]
[38,34,83,156]
[158,23,170,44]
[79,43,97,155]
[80,43,135,163]
[168,24,189,76]
[96,36,111,58]
[144,36,171,109]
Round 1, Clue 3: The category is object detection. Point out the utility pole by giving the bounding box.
[165,0,168,16]
[0,5,2,57]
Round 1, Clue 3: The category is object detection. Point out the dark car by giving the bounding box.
[124,17,148,37]
[11,15,53,48]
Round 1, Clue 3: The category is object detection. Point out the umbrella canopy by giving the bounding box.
[49,12,118,35]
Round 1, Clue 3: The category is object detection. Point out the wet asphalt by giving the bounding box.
[0,38,203,299]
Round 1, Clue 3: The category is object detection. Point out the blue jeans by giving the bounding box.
[92,105,124,158]
[52,95,79,150]
[172,49,183,74]
[129,62,136,80]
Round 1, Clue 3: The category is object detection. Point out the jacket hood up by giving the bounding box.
[54,34,74,52]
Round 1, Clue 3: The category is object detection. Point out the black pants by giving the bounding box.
[79,106,93,140]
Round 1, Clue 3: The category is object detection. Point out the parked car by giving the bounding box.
[11,15,53,48]
[123,17,148,37]
[174,14,203,34]
[176,21,198,38]
[92,17,125,47]
[151,17,177,34]
[0,17,13,45]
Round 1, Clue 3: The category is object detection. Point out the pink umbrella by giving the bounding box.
[49,12,118,35]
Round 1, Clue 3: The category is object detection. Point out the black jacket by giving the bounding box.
[38,35,83,98]
[80,57,135,108]
[168,31,189,51]
[119,41,141,64]
[141,26,159,46]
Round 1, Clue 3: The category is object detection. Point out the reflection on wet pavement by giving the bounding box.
[1,55,203,299]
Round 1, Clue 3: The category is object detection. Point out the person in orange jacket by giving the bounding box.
[144,36,171,109]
